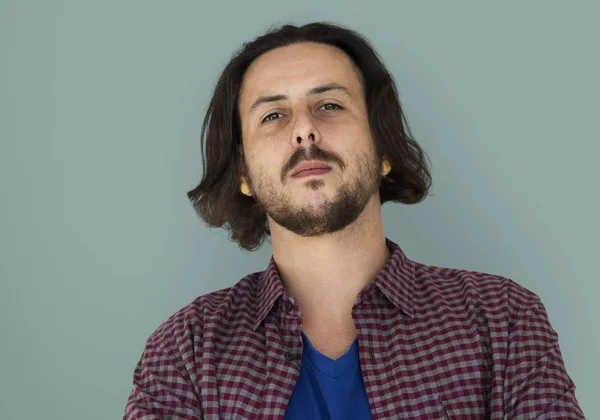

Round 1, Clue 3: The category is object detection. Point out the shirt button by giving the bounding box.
[284,351,295,361]
[284,301,294,313]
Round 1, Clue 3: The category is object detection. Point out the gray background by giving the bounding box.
[1,1,598,418]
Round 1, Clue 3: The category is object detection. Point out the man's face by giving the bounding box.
[238,42,381,237]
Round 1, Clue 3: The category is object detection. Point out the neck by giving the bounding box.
[269,196,390,322]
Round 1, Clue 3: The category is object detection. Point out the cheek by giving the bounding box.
[246,150,282,183]
[321,123,369,156]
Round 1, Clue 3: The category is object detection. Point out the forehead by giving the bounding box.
[239,42,362,107]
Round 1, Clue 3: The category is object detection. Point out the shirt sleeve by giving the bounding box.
[123,337,203,420]
[503,300,585,419]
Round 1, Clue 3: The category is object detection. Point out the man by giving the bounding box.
[124,22,583,419]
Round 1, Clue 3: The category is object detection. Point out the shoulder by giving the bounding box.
[412,261,542,323]
[146,272,262,351]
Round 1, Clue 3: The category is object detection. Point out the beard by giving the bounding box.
[246,146,381,237]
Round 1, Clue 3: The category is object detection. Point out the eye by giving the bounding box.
[262,112,284,123]
[319,103,343,111]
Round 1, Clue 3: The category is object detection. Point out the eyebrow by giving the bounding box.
[248,83,351,114]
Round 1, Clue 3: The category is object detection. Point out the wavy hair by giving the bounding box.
[187,22,432,251]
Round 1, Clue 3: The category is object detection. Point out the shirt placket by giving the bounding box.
[260,295,303,419]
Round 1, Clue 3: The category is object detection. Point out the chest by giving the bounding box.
[206,311,491,419]
[301,323,357,360]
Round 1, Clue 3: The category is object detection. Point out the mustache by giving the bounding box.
[281,144,345,182]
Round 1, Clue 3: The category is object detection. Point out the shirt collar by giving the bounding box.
[252,237,415,331]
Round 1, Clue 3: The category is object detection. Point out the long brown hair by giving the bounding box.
[187,22,432,251]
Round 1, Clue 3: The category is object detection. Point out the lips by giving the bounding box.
[291,162,332,177]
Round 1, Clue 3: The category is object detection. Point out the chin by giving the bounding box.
[304,200,330,213]
[299,188,333,204]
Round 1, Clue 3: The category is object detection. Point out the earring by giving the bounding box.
[381,159,392,176]
[240,182,251,196]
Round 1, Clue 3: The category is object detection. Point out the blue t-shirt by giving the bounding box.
[284,332,372,419]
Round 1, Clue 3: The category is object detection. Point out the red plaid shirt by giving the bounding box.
[124,238,584,419]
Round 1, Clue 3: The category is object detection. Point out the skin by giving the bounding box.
[238,42,391,359]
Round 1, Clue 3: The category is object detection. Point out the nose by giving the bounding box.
[291,110,321,148]
[296,133,316,144]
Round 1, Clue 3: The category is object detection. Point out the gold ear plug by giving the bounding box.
[382,159,392,176]
[240,182,251,196]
